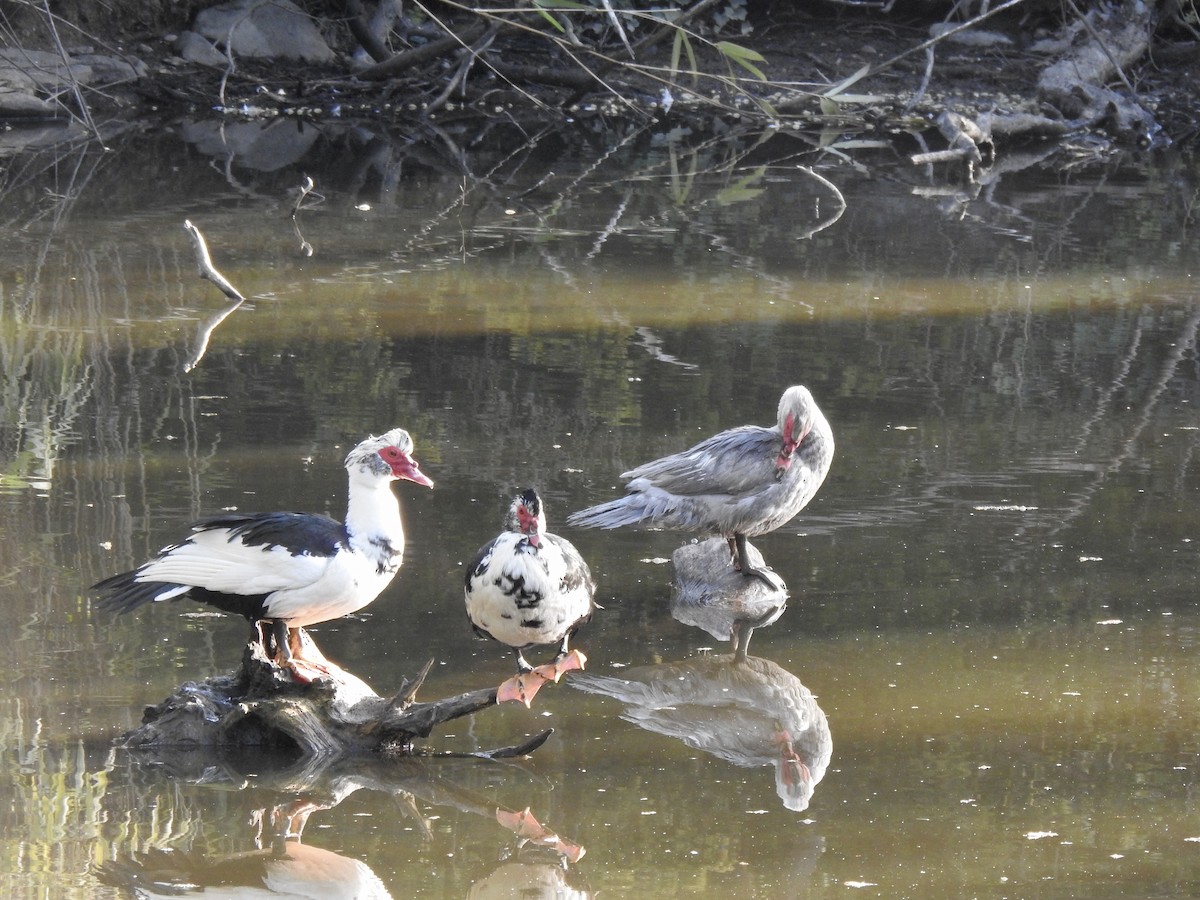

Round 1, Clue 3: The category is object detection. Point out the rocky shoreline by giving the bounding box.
[3,1,1197,165]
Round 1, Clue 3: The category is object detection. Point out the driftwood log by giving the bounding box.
[120,628,550,759]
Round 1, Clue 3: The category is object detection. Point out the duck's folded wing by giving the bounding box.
[135,515,342,595]
[623,426,779,497]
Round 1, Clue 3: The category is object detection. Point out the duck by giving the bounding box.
[465,488,596,706]
[566,385,834,584]
[91,428,433,681]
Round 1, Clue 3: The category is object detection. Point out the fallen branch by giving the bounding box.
[356,19,486,81]
[184,219,245,302]
[180,219,245,372]
[119,628,542,759]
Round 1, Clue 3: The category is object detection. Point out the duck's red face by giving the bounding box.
[776,412,801,473]
[516,502,541,547]
[379,445,434,487]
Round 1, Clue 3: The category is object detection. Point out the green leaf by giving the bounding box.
[532,7,566,32]
[714,41,766,63]
[681,31,697,75]
[670,29,697,82]
[715,41,767,81]
[824,64,870,99]
[714,165,767,206]
[753,96,779,120]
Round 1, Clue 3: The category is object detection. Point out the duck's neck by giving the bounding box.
[345,476,406,570]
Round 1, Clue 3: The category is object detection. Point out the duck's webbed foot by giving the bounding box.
[497,649,588,707]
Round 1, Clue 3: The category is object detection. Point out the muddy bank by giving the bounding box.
[2,1,1198,169]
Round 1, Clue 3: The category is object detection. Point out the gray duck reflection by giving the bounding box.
[468,861,590,899]
[572,534,827,812]
[572,653,830,812]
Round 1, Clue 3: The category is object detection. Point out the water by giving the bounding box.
[2,120,1199,898]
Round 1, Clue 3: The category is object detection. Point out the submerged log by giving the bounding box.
[120,628,550,760]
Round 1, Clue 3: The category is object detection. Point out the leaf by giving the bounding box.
[826,93,887,105]
[715,40,767,81]
[819,96,840,116]
[714,165,767,207]
[753,96,779,120]
[671,29,697,82]
[823,64,870,99]
[532,7,566,32]
[714,41,766,63]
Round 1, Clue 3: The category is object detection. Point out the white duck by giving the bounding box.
[465,488,595,706]
[91,428,433,680]
[567,385,834,584]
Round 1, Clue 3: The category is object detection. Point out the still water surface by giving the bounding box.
[2,121,1199,898]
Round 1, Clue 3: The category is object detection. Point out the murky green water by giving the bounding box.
[2,121,1199,898]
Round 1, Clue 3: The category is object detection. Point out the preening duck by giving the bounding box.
[465,488,596,706]
[91,428,433,680]
[567,385,834,584]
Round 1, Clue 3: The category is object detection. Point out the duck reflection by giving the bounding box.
[572,653,831,812]
[468,860,590,899]
[96,753,584,897]
[98,803,392,899]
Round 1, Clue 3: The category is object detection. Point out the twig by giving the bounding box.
[424,23,500,116]
[343,0,392,63]
[860,0,1029,80]
[290,176,318,256]
[291,175,318,219]
[38,0,103,144]
[180,220,246,372]
[387,658,436,709]
[631,0,724,56]
[415,729,555,759]
[1063,0,1137,93]
[903,45,936,115]
[183,220,245,302]
[357,19,486,80]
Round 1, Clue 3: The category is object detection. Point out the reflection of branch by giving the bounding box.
[291,176,319,257]
[182,298,246,373]
[1048,307,1200,538]
[794,167,846,240]
[180,220,245,372]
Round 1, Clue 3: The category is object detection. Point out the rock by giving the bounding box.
[194,0,336,64]
[929,23,1015,48]
[0,75,58,118]
[670,537,789,655]
[176,31,230,67]
[0,48,91,92]
[181,119,323,172]
[0,46,146,120]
